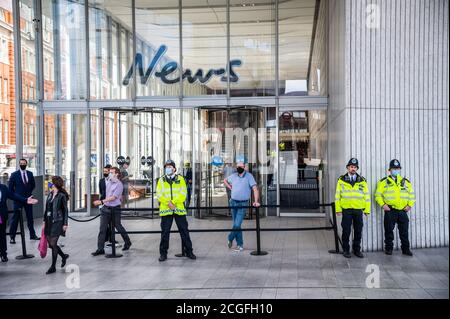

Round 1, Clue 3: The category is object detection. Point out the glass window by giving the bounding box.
[182,0,227,96]
[230,0,275,97]
[135,0,180,97]
[278,0,321,96]
[88,1,133,100]
[20,0,38,101]
[42,0,87,100]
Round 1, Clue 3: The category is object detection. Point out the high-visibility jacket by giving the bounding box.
[375,175,415,210]
[156,174,187,216]
[335,174,371,214]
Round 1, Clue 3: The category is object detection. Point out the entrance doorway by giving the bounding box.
[194,106,267,218]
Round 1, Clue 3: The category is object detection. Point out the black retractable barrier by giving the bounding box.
[102,203,342,259]
[6,209,34,260]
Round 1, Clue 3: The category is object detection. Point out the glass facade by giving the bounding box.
[1,0,328,216]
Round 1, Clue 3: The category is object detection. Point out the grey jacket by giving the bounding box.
[44,191,69,225]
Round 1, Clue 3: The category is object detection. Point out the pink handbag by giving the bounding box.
[38,227,47,258]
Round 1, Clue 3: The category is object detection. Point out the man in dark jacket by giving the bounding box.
[0,183,38,262]
[8,159,39,242]
[99,165,114,245]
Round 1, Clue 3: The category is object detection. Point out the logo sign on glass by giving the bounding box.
[122,45,242,86]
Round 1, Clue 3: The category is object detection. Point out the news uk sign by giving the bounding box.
[122,45,242,86]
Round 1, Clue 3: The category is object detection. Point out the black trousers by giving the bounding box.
[97,206,131,250]
[341,209,364,253]
[384,209,410,252]
[160,214,193,256]
[9,205,37,239]
[0,213,7,257]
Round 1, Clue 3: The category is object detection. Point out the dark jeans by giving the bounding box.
[9,205,37,239]
[160,214,193,256]
[0,213,7,257]
[97,206,131,250]
[384,209,410,252]
[341,209,364,253]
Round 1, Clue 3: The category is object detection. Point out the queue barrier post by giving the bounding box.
[105,206,122,258]
[15,208,34,260]
[250,206,268,256]
[328,203,341,254]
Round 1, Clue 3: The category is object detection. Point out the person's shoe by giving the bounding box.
[30,235,40,240]
[122,242,132,251]
[91,249,105,256]
[46,266,56,275]
[10,238,16,244]
[227,240,232,249]
[353,251,364,258]
[159,255,167,262]
[187,252,197,260]
[385,249,393,255]
[343,251,351,258]
[233,246,244,252]
[1,255,8,262]
[61,254,69,268]
[402,250,413,256]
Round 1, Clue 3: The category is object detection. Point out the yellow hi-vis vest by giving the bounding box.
[156,174,187,216]
[375,175,415,210]
[334,174,371,214]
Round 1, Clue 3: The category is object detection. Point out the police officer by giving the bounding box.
[375,159,415,256]
[156,160,196,262]
[334,158,370,258]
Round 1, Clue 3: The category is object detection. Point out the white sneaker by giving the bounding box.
[234,246,244,252]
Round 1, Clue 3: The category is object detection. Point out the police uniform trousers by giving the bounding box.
[384,209,410,252]
[341,209,364,253]
[160,214,193,256]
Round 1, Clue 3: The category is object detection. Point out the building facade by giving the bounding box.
[0,0,448,251]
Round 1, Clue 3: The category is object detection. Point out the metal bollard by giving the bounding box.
[250,207,268,256]
[15,209,34,260]
[105,207,123,258]
[328,203,341,254]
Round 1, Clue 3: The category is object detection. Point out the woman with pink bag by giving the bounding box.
[43,176,69,274]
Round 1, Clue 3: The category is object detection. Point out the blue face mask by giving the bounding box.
[391,169,401,177]
[165,167,173,176]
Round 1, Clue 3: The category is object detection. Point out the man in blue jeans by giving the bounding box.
[223,161,260,251]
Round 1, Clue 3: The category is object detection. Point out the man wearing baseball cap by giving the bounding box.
[156,159,195,262]
[334,158,371,258]
[375,159,415,256]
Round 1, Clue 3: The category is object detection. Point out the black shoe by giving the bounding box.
[343,251,351,258]
[10,238,16,244]
[30,235,40,240]
[159,255,167,262]
[46,266,56,275]
[385,249,393,255]
[1,255,8,262]
[353,251,364,258]
[402,250,413,256]
[186,253,197,260]
[122,242,132,251]
[61,254,69,268]
[91,249,105,256]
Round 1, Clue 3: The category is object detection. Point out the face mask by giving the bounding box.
[20,165,27,170]
[237,167,245,174]
[109,173,117,181]
[165,167,174,176]
[103,173,109,178]
[391,170,401,177]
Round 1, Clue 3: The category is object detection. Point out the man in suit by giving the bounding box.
[0,183,38,262]
[8,159,39,243]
